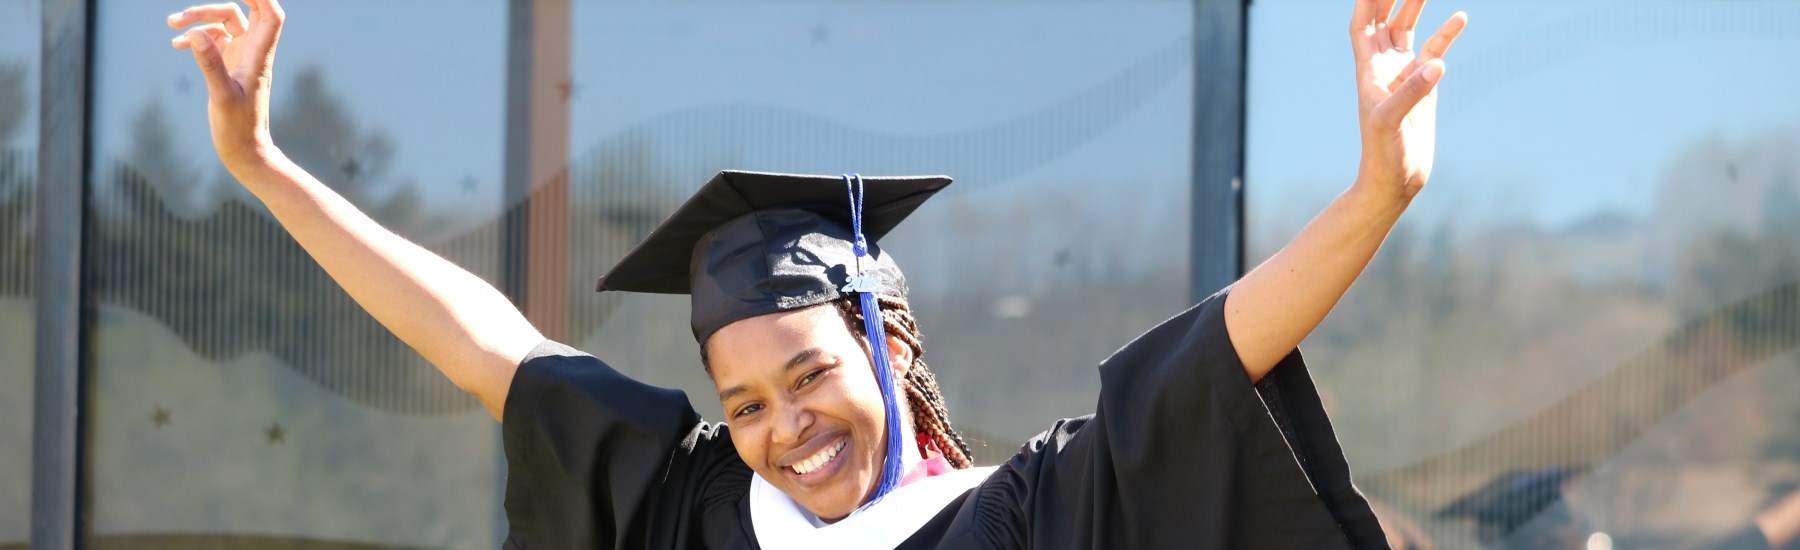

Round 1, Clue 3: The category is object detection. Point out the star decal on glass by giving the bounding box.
[265,422,286,445]
[151,407,171,429]
[341,158,361,180]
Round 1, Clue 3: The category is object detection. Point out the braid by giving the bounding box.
[835,296,976,469]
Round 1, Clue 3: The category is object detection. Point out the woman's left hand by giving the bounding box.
[1352,0,1468,201]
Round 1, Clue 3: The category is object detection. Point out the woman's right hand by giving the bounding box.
[164,0,537,420]
[169,0,286,175]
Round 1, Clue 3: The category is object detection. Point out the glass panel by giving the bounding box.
[1248,1,1800,547]
[0,0,38,546]
[563,0,1195,463]
[87,1,508,547]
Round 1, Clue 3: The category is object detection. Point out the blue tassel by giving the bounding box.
[843,174,905,501]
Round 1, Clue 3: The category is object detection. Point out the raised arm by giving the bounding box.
[170,0,541,419]
[1226,0,1468,380]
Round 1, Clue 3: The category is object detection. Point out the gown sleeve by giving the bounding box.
[942,288,1388,549]
[500,340,752,550]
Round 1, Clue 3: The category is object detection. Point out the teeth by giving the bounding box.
[791,439,845,475]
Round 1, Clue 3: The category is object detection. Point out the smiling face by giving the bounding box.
[706,303,913,521]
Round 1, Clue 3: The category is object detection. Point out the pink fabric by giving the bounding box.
[899,456,954,487]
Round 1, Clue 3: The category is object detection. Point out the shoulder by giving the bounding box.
[1020,416,1093,452]
[502,341,757,548]
[504,339,698,430]
[927,416,1096,548]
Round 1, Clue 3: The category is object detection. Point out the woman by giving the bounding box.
[168,0,1467,547]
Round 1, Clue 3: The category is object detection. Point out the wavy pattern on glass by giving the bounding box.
[553,29,1193,345]
[1248,2,1800,547]
[564,34,1187,193]
[560,3,1196,462]
[86,160,490,414]
[1365,283,1800,545]
[0,147,35,548]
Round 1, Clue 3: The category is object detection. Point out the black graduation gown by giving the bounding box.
[500,290,1388,549]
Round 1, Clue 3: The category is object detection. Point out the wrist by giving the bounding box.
[221,134,286,181]
[1346,175,1416,216]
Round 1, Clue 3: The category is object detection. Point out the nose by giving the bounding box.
[770,403,813,446]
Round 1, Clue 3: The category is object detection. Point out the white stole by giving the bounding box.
[749,465,997,549]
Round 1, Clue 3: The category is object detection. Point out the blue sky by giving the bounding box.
[1247,0,1800,243]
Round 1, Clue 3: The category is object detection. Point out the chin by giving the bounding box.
[799,478,868,521]
[778,434,882,519]
[810,503,854,523]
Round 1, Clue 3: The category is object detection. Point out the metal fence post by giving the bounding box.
[1190,0,1248,299]
[32,0,92,547]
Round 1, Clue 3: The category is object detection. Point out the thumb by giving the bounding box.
[185,29,234,100]
[1374,59,1444,129]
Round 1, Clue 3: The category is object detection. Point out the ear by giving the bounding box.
[884,333,914,376]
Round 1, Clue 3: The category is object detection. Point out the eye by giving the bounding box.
[733,402,764,418]
[797,367,829,388]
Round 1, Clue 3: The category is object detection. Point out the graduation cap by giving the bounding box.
[597,170,950,342]
[596,169,954,502]
[1435,466,1589,544]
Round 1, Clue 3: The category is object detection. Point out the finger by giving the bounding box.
[236,0,286,69]
[1383,54,1435,94]
[1419,11,1469,60]
[1351,0,1374,29]
[1373,58,1444,128]
[170,24,230,49]
[1357,0,1400,52]
[1350,0,1396,36]
[1373,0,1400,24]
[184,28,235,98]
[1390,0,1426,49]
[243,0,286,29]
[242,0,266,24]
[167,3,249,36]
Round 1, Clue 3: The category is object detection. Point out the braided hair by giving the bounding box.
[834,296,976,469]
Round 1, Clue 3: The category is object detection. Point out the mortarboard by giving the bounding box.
[597,170,952,343]
[1435,466,1588,543]
[595,169,954,502]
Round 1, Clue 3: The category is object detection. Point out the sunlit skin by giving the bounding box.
[1225,0,1467,381]
[706,304,917,522]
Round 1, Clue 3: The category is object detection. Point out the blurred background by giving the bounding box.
[3,0,1798,548]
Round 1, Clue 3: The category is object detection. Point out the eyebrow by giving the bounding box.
[717,348,824,402]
